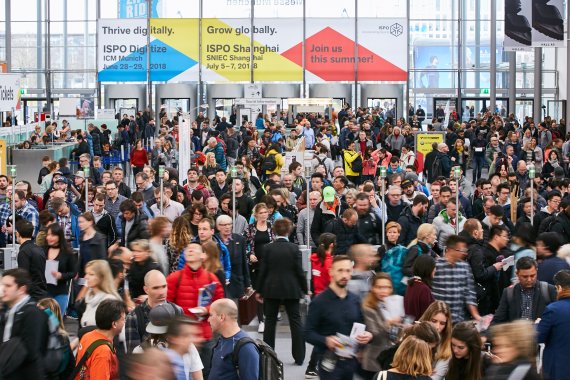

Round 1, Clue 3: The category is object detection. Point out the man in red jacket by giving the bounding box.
[166,242,224,379]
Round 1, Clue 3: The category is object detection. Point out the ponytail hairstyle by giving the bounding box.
[316,233,336,265]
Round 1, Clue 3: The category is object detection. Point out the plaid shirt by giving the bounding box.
[18,201,40,237]
[432,258,477,323]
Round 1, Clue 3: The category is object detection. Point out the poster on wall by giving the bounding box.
[504,0,565,50]
[97,18,199,82]
[0,74,21,111]
[99,17,408,82]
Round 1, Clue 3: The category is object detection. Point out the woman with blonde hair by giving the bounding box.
[360,273,396,379]
[402,223,438,278]
[417,301,452,379]
[485,320,540,379]
[167,217,193,273]
[344,188,359,208]
[202,240,226,292]
[80,259,121,329]
[377,336,433,379]
[202,152,220,179]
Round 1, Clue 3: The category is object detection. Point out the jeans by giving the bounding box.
[319,357,358,380]
[472,155,486,182]
[263,298,305,364]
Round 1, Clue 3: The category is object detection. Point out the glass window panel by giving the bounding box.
[306,0,354,17]
[11,0,41,21]
[411,70,456,89]
[100,1,119,18]
[464,0,491,20]
[12,46,43,69]
[203,0,251,18]
[254,0,303,17]
[410,0,457,20]
[49,21,97,35]
[51,71,97,89]
[357,0,406,18]
[157,0,199,18]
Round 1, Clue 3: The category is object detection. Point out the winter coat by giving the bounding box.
[537,297,570,380]
[310,253,332,296]
[433,209,466,251]
[166,266,224,340]
[397,206,423,247]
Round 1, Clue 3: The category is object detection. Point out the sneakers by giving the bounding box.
[258,321,265,333]
[305,367,318,378]
[505,0,532,45]
[532,0,564,40]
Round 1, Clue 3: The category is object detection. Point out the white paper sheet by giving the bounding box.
[45,260,59,285]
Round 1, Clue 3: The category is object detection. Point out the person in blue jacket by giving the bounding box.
[537,270,570,380]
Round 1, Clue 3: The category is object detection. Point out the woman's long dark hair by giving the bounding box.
[46,223,73,255]
[316,233,336,265]
[446,322,482,380]
[409,254,436,288]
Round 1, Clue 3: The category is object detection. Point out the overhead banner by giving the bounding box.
[0,74,21,112]
[98,17,408,82]
[97,18,199,82]
[504,0,565,50]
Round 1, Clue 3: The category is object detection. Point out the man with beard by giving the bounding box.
[354,192,383,245]
[305,255,373,378]
[397,194,429,246]
[0,175,8,203]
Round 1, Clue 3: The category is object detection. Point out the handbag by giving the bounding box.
[238,291,257,325]
[0,337,28,377]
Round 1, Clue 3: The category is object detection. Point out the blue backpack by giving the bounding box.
[380,244,423,295]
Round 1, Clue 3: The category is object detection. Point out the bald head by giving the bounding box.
[211,298,238,320]
[143,269,167,306]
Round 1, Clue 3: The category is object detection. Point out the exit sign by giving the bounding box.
[480,88,490,95]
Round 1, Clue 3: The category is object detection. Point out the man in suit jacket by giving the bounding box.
[0,268,48,380]
[256,217,308,365]
[493,257,557,324]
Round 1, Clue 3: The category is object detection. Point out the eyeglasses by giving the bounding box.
[450,247,469,254]
[218,223,232,226]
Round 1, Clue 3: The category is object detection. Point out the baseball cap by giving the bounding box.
[54,177,67,184]
[322,186,336,203]
[401,179,413,188]
[146,303,177,335]
[74,171,85,179]
[404,173,419,183]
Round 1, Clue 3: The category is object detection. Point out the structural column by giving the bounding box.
[490,0,497,112]
[534,47,542,120]
[509,52,516,115]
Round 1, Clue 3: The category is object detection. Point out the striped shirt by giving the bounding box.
[432,258,477,323]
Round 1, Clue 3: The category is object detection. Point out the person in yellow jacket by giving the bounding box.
[343,140,362,185]
[263,143,285,176]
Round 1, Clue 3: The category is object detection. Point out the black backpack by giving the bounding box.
[431,155,443,179]
[44,309,71,376]
[350,155,363,173]
[261,154,278,172]
[232,337,284,380]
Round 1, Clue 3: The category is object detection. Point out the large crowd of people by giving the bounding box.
[1,105,570,380]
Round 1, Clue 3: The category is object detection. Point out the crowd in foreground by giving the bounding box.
[1,105,570,380]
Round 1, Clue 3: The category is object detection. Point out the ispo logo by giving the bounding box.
[390,23,403,37]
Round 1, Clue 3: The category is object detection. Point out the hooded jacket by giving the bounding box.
[433,208,465,251]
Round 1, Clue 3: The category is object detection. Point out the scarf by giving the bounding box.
[550,159,560,168]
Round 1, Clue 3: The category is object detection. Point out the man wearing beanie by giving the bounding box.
[536,232,570,285]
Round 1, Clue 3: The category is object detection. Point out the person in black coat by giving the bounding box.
[15,220,48,301]
[464,222,508,315]
[423,143,439,183]
[323,209,367,255]
[256,218,308,365]
[492,257,557,324]
[397,195,429,247]
[120,200,150,247]
[127,240,161,301]
[0,268,49,380]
